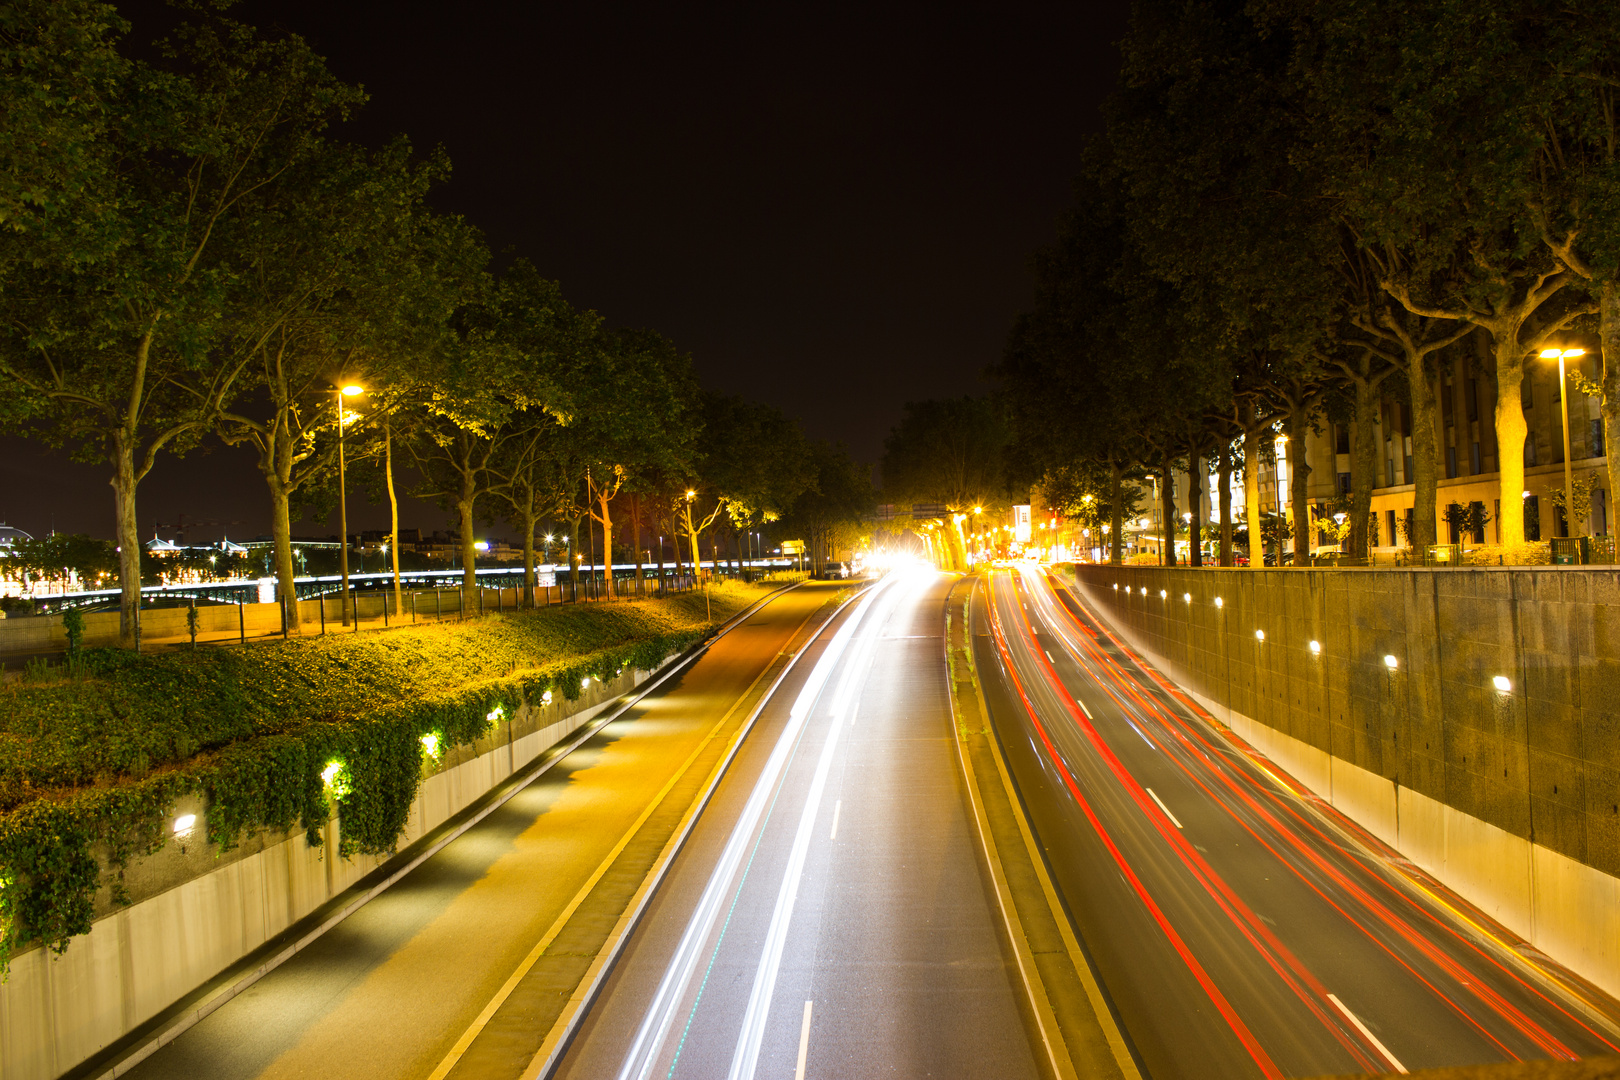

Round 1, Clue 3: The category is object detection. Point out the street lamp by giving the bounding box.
[336,382,364,625]
[1540,347,1587,536]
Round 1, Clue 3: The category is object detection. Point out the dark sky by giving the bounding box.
[0,2,1125,543]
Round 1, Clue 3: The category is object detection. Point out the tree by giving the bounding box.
[0,11,363,643]
[780,442,875,573]
[218,141,460,628]
[881,396,1010,570]
[1286,0,1595,546]
[569,329,697,598]
[682,391,813,575]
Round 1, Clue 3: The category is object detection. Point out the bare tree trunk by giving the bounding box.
[1604,282,1620,530]
[1350,376,1378,560]
[569,515,581,590]
[111,433,142,648]
[386,422,403,618]
[1160,451,1178,566]
[520,503,537,609]
[631,493,644,589]
[266,469,300,634]
[1244,410,1264,567]
[1289,409,1312,566]
[1109,460,1125,565]
[1218,443,1234,566]
[1188,451,1204,567]
[458,495,477,611]
[1410,358,1443,550]
[597,489,615,599]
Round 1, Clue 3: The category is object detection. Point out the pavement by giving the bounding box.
[117,581,840,1080]
[974,564,1620,1080]
[550,567,1043,1080]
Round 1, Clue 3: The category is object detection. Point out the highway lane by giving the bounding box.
[975,565,1620,1080]
[117,584,838,1080]
[551,568,1042,1080]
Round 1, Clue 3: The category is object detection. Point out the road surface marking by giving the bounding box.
[1124,718,1155,748]
[1045,649,1055,663]
[429,601,806,1080]
[1328,993,1407,1073]
[1146,787,1183,829]
[618,575,898,1080]
[829,799,842,840]
[794,1001,813,1080]
[728,578,895,1080]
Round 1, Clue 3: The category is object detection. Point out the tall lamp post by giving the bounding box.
[1540,347,1586,536]
[336,382,364,625]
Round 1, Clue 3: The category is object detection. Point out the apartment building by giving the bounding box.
[1126,350,1609,557]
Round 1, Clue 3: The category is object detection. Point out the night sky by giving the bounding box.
[0,2,1125,542]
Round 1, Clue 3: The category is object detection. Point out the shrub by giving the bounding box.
[0,584,774,972]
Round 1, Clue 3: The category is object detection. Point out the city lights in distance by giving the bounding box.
[1493,675,1512,693]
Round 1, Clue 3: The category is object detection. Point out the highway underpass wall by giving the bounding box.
[1062,563,1620,1001]
[0,658,670,1080]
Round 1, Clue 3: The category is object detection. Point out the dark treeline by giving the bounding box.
[996,0,1620,566]
[0,1,873,641]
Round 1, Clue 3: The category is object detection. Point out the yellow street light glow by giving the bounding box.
[420,733,440,758]
[974,506,983,513]
[685,489,696,499]
[1539,347,1587,359]
[341,383,365,396]
[1493,675,1512,693]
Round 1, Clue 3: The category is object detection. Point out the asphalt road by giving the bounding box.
[976,564,1620,1080]
[118,583,838,1080]
[551,567,1041,1080]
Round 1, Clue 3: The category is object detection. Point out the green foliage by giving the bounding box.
[0,586,767,971]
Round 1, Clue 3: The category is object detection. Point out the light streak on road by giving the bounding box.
[974,565,1620,1078]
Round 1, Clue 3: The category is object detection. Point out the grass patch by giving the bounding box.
[0,580,777,972]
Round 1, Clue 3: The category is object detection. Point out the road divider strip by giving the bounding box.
[943,576,1142,1080]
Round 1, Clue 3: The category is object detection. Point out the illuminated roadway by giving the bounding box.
[551,567,1039,1079]
[119,583,856,1080]
[976,564,1620,1079]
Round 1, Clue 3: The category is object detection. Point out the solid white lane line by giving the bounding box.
[727,571,920,1080]
[829,800,842,841]
[1328,993,1407,1074]
[1145,787,1183,829]
[727,637,856,1080]
[615,577,896,1080]
[794,1001,813,1080]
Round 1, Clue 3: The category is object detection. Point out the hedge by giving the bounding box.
[0,582,771,974]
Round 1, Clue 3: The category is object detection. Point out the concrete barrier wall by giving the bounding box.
[0,660,666,1080]
[1064,564,1620,999]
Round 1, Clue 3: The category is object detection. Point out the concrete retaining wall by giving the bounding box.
[1064,563,1620,999]
[0,660,666,1080]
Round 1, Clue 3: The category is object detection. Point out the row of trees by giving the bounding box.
[999,0,1620,565]
[0,1,873,641]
